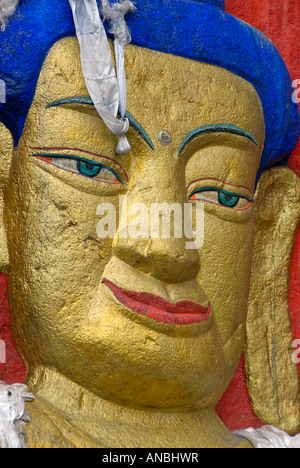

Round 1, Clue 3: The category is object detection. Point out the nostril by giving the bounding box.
[113,236,200,284]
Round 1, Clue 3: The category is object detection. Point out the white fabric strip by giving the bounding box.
[0,0,20,31]
[68,0,134,154]
[0,382,34,449]
[234,425,300,448]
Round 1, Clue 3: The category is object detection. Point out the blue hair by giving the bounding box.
[0,0,298,181]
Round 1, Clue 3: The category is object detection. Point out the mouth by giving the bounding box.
[103,278,212,325]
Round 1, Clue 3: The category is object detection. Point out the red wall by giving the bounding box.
[0,0,299,432]
[225,0,300,176]
[216,0,300,430]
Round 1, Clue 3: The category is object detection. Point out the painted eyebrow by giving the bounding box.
[46,96,154,151]
[178,123,258,157]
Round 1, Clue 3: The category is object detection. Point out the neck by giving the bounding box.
[24,366,252,448]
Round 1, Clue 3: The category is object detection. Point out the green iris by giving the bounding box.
[77,160,102,177]
[31,153,125,185]
[189,187,253,209]
[218,191,239,207]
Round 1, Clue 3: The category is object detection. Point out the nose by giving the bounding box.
[112,155,200,283]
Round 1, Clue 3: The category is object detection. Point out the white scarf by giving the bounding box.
[68,0,136,155]
[0,382,34,449]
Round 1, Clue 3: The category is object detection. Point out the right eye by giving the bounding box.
[33,154,124,185]
[189,187,253,210]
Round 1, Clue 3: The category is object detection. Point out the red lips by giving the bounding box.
[103,278,211,325]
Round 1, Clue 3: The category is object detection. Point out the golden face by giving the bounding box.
[4,37,264,411]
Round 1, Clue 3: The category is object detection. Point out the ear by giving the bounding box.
[245,166,300,435]
[0,123,14,273]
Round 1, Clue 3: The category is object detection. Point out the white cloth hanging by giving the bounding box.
[68,0,136,154]
[0,0,20,31]
[0,381,34,449]
[234,425,300,448]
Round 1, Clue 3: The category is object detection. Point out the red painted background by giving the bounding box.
[217,0,300,430]
[0,0,299,432]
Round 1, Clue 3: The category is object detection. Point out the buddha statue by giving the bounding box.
[0,0,299,448]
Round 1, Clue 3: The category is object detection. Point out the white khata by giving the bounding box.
[0,381,35,449]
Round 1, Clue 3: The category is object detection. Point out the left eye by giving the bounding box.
[77,160,102,177]
[217,191,239,208]
[34,155,123,185]
[189,188,253,209]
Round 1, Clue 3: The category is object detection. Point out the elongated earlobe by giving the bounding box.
[0,123,14,273]
[245,166,300,435]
